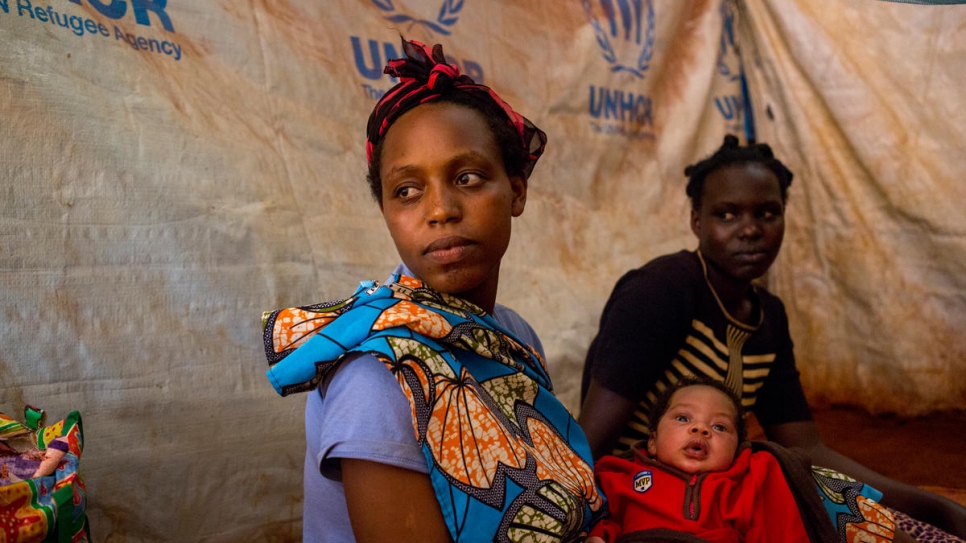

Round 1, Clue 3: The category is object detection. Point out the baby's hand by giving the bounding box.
[31,448,66,478]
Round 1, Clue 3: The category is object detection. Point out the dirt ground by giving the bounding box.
[812,406,966,506]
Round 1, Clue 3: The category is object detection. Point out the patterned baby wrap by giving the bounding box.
[263,274,603,542]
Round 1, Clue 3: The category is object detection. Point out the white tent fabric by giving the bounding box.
[1,0,963,539]
[742,0,966,413]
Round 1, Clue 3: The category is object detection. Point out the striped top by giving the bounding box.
[582,250,812,454]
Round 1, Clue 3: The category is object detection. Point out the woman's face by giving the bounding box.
[690,163,785,284]
[377,102,527,312]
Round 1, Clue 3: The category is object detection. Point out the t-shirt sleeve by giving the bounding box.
[587,261,696,401]
[752,298,813,426]
[492,303,547,361]
[306,353,428,481]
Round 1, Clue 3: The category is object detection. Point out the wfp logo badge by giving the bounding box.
[582,0,655,139]
[369,0,463,35]
[582,0,654,79]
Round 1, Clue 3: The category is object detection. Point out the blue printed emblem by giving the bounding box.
[633,470,653,493]
[716,1,741,83]
[370,0,465,36]
[582,0,655,79]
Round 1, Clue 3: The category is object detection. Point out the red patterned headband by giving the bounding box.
[365,38,547,179]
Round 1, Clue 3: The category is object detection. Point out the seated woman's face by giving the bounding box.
[690,163,785,284]
[377,102,527,310]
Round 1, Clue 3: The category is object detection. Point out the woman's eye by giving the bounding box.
[394,185,420,199]
[717,212,736,221]
[455,172,483,186]
[759,206,783,220]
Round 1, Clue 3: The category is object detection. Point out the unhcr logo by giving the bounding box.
[370,0,464,35]
[716,0,740,83]
[1,0,183,60]
[714,0,747,134]
[582,0,655,139]
[353,1,483,100]
[582,0,654,79]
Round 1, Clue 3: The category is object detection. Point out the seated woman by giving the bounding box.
[262,37,602,542]
[579,135,966,542]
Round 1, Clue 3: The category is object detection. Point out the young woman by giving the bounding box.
[262,38,601,543]
[579,135,966,540]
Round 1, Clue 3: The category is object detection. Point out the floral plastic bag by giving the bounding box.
[0,406,90,543]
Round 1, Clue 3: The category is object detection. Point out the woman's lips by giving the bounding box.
[733,250,769,264]
[424,236,475,264]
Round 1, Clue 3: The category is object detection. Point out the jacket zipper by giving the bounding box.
[685,474,699,520]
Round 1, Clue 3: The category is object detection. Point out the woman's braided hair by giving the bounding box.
[684,135,794,210]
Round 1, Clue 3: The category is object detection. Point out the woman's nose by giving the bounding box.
[427,186,461,224]
[739,218,762,239]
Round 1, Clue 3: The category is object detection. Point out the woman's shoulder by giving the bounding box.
[625,250,701,281]
[612,250,702,298]
[491,303,546,359]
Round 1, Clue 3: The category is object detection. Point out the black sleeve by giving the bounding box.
[752,298,813,425]
[584,258,697,402]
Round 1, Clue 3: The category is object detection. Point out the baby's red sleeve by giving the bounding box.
[589,455,637,543]
[589,516,620,542]
[744,452,811,543]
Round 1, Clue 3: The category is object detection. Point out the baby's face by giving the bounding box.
[647,385,739,474]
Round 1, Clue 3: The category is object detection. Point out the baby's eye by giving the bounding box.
[712,423,728,432]
[674,415,690,423]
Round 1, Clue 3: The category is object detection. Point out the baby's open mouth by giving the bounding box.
[685,440,707,458]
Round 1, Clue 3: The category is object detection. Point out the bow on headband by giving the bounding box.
[365,38,547,179]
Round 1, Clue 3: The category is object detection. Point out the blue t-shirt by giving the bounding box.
[302,265,546,542]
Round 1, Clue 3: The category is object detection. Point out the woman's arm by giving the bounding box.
[765,419,966,539]
[342,458,452,543]
[578,379,641,461]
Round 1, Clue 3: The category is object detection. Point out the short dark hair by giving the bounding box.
[685,134,794,210]
[365,93,531,202]
[648,375,746,443]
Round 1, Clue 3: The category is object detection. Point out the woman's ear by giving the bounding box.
[510,175,528,217]
[689,208,701,237]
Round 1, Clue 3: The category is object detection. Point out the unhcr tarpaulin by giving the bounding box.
[1,0,963,540]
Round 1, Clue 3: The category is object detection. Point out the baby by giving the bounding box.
[588,377,840,543]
